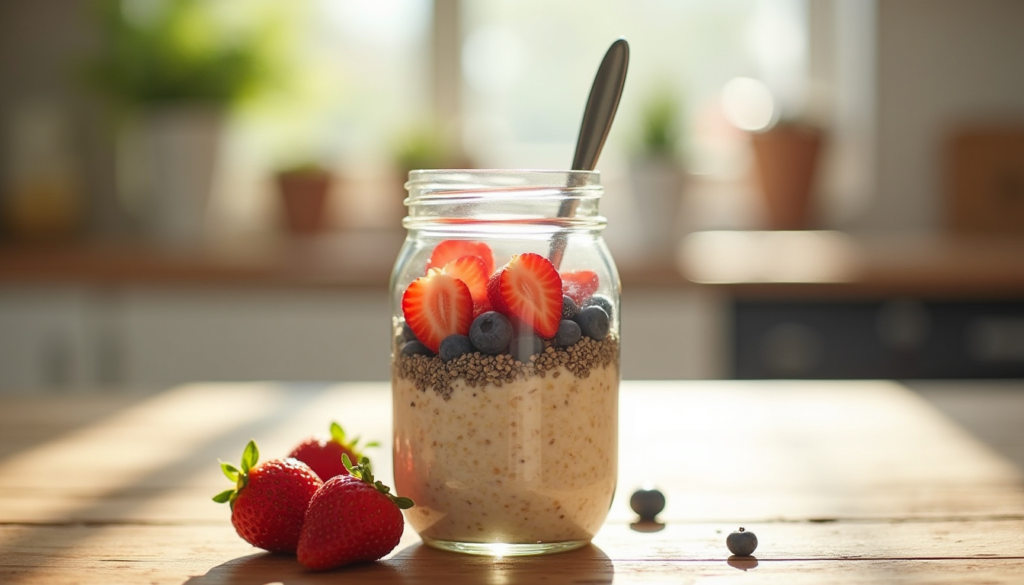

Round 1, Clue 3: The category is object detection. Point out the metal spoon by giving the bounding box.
[549,38,630,269]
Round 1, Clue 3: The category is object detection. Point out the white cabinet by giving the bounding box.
[0,287,95,390]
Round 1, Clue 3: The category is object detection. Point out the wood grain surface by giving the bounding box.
[1,380,1023,583]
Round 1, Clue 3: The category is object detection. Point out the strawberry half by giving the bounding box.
[442,255,488,309]
[488,253,562,339]
[297,455,413,571]
[561,270,600,304]
[402,270,473,353]
[426,240,495,275]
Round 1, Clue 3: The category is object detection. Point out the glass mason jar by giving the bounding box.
[390,170,620,556]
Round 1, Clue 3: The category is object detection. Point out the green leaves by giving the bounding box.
[342,453,415,510]
[329,421,346,445]
[241,440,259,473]
[220,462,240,482]
[212,489,234,504]
[330,421,379,454]
[391,497,415,510]
[212,439,258,506]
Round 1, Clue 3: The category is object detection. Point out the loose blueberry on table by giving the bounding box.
[629,487,666,522]
[726,527,758,557]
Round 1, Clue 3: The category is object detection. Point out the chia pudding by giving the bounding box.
[392,335,619,545]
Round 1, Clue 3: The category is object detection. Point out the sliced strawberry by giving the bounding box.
[493,253,562,339]
[402,270,473,353]
[427,240,495,275]
[486,269,510,315]
[441,255,488,307]
[473,296,493,319]
[561,270,600,304]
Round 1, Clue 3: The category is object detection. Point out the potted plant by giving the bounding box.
[87,0,278,245]
[275,163,334,235]
[628,88,686,256]
[750,119,824,230]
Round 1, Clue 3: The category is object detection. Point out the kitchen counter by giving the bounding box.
[1,379,1022,583]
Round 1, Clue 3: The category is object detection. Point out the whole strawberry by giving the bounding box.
[297,454,414,571]
[289,421,378,481]
[213,440,322,553]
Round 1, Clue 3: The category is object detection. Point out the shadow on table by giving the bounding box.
[182,543,614,585]
[182,552,402,584]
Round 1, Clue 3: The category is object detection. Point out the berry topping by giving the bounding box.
[561,295,579,319]
[561,270,599,304]
[553,319,582,348]
[727,527,758,557]
[400,340,433,357]
[509,331,544,363]
[582,294,614,320]
[469,311,514,355]
[427,240,495,275]
[441,255,489,309]
[297,455,413,571]
[487,253,563,339]
[400,322,417,342]
[402,270,473,353]
[289,421,378,482]
[575,306,610,340]
[213,440,322,553]
[439,334,475,362]
[629,487,666,522]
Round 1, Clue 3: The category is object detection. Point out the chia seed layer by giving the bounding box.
[394,335,620,400]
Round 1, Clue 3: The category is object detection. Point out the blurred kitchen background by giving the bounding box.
[1,0,1023,392]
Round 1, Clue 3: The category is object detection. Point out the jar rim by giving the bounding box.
[402,169,605,233]
[407,169,599,189]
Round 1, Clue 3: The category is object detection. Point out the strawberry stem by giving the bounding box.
[212,439,259,508]
[341,453,415,510]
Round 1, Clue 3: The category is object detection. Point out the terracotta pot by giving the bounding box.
[276,170,333,234]
[751,125,823,230]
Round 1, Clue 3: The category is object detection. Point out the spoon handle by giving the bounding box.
[550,38,630,269]
[572,38,630,172]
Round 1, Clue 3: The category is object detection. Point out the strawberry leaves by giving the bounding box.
[341,454,414,510]
[329,421,380,452]
[213,439,259,507]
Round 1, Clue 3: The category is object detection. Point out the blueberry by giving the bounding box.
[574,306,609,340]
[553,319,582,348]
[439,335,474,362]
[400,340,432,357]
[561,295,579,319]
[629,487,666,522]
[726,528,758,557]
[582,295,614,319]
[509,332,544,363]
[469,311,513,355]
[401,322,417,342]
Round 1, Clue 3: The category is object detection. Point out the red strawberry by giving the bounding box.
[426,240,495,275]
[486,269,510,315]
[561,270,600,304]
[213,440,322,553]
[289,421,379,482]
[402,270,473,352]
[487,253,562,338]
[441,255,488,307]
[298,455,414,571]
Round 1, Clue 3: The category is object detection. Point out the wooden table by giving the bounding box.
[2,380,1023,583]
